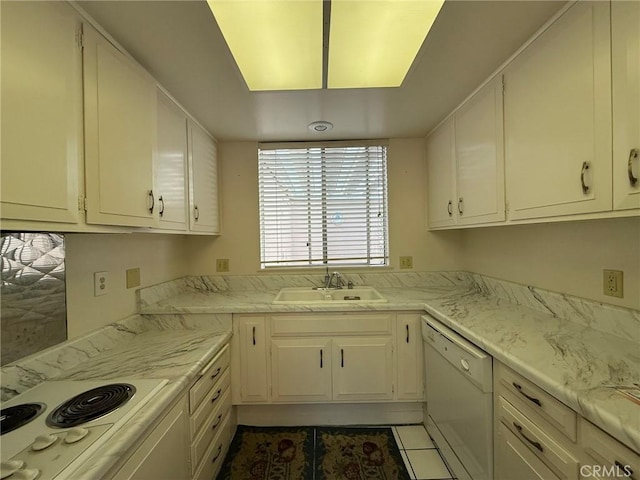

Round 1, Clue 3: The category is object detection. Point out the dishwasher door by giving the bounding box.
[422,315,493,480]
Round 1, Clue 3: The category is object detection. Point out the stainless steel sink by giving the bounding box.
[272,286,387,304]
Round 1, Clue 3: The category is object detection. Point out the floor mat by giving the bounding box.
[316,427,411,480]
[217,425,411,479]
[217,425,314,479]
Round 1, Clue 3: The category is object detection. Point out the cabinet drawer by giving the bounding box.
[191,389,231,471]
[497,363,577,441]
[579,418,640,479]
[498,396,579,480]
[190,368,230,437]
[271,314,393,336]
[193,413,231,480]
[190,345,229,414]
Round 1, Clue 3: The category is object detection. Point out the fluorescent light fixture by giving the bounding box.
[328,0,445,89]
[207,0,444,91]
[207,0,323,91]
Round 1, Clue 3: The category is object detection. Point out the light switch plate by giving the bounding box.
[126,268,141,289]
[399,256,413,269]
[216,258,230,272]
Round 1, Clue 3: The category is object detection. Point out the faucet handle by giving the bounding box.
[347,280,354,289]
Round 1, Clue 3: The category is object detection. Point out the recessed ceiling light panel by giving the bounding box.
[207,0,323,91]
[328,0,445,89]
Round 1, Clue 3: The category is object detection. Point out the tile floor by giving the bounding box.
[392,425,456,480]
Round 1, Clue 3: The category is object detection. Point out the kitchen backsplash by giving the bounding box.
[0,233,67,365]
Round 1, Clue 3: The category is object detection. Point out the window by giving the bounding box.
[258,143,389,269]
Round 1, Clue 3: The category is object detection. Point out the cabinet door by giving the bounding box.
[456,77,505,225]
[188,121,220,234]
[156,90,188,230]
[612,0,640,211]
[1,2,82,224]
[83,24,157,227]
[235,316,269,402]
[504,2,612,220]
[495,421,561,480]
[111,397,189,480]
[332,337,393,401]
[426,118,457,228]
[271,338,332,402]
[396,314,423,401]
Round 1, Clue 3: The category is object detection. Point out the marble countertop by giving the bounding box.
[139,275,640,454]
[1,313,233,480]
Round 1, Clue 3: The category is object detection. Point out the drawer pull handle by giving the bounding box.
[158,195,165,216]
[211,445,222,463]
[615,461,633,479]
[211,414,222,430]
[406,324,410,343]
[341,349,344,368]
[447,200,453,216]
[513,422,543,453]
[512,382,542,407]
[252,326,256,345]
[210,389,222,403]
[210,367,221,380]
[628,149,639,186]
[148,190,155,214]
[320,349,323,368]
[194,205,200,221]
[458,197,464,214]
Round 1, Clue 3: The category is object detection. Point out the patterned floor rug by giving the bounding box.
[217,425,411,480]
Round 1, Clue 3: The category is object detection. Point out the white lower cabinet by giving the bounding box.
[233,312,423,405]
[271,338,332,402]
[110,396,190,480]
[396,314,423,400]
[494,362,639,480]
[188,345,232,480]
[332,337,394,401]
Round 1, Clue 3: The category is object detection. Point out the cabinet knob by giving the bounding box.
[628,148,639,187]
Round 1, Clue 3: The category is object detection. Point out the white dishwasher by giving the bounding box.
[422,314,494,480]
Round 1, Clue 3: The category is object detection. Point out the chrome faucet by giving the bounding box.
[327,271,343,289]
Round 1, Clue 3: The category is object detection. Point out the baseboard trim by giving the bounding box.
[236,402,424,426]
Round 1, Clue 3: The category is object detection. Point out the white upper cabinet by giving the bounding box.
[504,2,612,220]
[156,90,188,230]
[426,77,505,229]
[188,120,220,234]
[455,77,505,225]
[1,2,82,224]
[83,24,158,228]
[426,118,457,228]
[612,0,640,211]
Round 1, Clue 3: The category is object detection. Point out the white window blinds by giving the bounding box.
[258,144,389,268]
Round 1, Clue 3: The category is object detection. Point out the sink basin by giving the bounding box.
[272,286,387,304]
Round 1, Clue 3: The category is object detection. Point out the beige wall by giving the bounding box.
[65,233,189,338]
[186,138,464,275]
[461,217,640,310]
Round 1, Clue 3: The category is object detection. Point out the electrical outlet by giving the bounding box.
[126,268,141,289]
[216,258,230,272]
[603,269,623,298]
[399,256,413,270]
[93,271,109,297]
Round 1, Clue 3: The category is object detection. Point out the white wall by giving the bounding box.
[186,138,464,275]
[461,217,640,310]
[64,233,189,338]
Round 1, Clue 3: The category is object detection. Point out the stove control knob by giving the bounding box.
[64,427,89,444]
[32,433,57,451]
[0,460,25,479]
[9,468,40,480]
